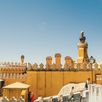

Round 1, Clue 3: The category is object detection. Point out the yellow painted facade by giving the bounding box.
[3,82,30,102]
[4,78,26,85]
[2,70,102,98]
[26,71,102,98]
[3,89,22,99]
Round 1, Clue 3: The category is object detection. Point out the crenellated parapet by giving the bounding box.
[0,56,101,72]
[24,53,102,71]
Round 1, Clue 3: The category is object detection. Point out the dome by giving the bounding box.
[21,55,24,59]
[55,53,61,57]
[65,56,72,60]
[46,56,52,60]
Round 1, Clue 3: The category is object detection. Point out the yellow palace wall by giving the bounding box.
[4,78,26,85]
[26,71,102,98]
[2,70,102,98]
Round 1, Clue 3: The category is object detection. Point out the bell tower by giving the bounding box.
[77,31,89,63]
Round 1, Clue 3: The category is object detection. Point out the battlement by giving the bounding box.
[27,62,102,71]
[0,57,102,72]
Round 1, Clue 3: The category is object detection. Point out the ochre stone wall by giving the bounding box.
[4,78,26,85]
[51,72,63,96]
[26,71,102,98]
[2,71,102,98]
[26,71,38,97]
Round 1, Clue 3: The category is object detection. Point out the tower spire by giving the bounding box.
[77,31,89,63]
[80,31,86,43]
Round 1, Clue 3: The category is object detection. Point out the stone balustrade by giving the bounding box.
[1,96,25,102]
[0,62,27,79]
[0,62,26,67]
[35,92,82,102]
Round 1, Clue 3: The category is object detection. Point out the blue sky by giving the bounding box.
[0,0,102,64]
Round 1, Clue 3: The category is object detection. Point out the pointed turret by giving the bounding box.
[77,31,89,63]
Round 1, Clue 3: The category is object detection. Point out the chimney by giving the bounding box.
[55,53,61,65]
[46,56,52,65]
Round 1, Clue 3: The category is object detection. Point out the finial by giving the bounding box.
[55,53,61,57]
[80,31,84,38]
[80,31,86,43]
[46,56,52,60]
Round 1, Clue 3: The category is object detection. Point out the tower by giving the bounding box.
[77,31,89,63]
[46,56,52,68]
[20,55,25,65]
